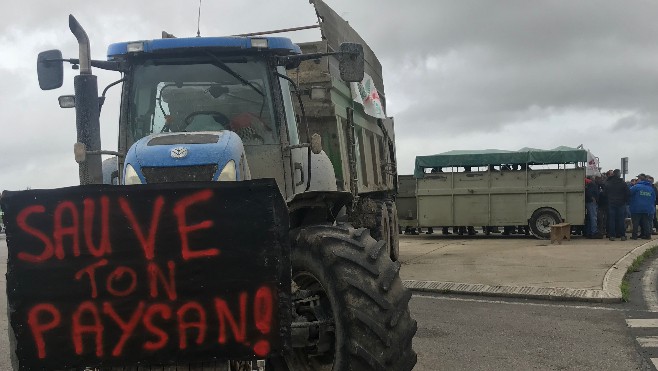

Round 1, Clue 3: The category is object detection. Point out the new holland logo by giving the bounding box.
[170,147,189,159]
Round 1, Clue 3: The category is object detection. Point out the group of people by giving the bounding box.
[584,170,657,241]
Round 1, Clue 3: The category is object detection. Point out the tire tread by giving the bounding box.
[290,224,417,371]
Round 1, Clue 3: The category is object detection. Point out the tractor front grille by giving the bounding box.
[141,165,218,183]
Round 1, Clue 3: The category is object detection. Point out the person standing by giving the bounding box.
[648,175,658,235]
[629,174,657,240]
[585,176,601,238]
[597,175,608,237]
[604,169,630,241]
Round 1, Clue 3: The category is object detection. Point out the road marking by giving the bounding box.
[626,319,658,328]
[412,293,634,312]
[652,358,658,368]
[637,337,658,348]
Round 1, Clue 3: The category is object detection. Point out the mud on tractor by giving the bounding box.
[25,1,416,370]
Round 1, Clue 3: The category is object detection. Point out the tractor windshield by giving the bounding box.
[127,57,277,145]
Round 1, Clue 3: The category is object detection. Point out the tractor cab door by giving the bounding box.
[276,67,311,201]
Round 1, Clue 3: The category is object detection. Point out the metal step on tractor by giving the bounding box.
[32,1,416,370]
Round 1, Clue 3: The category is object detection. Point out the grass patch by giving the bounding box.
[621,280,631,302]
[621,244,658,302]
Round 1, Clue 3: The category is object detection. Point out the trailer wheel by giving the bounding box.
[281,224,417,371]
[529,208,561,239]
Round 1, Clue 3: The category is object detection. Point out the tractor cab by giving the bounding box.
[108,37,304,193]
[36,14,364,201]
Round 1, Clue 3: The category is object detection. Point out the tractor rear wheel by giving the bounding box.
[281,224,417,371]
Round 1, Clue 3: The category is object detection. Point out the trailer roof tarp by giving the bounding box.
[414,146,587,178]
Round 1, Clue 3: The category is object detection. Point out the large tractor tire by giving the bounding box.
[282,224,417,371]
[529,207,561,239]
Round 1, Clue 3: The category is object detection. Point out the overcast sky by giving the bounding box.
[1,0,657,191]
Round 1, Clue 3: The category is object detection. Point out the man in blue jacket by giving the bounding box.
[629,174,657,240]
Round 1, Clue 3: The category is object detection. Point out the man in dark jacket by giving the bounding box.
[630,174,657,240]
[585,176,601,238]
[597,175,608,237]
[649,175,658,234]
[604,169,630,240]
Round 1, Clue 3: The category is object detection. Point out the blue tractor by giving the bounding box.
[36,3,416,370]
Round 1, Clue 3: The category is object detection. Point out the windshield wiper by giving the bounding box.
[205,52,264,97]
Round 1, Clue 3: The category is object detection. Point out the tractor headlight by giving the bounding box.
[124,164,143,185]
[217,160,236,181]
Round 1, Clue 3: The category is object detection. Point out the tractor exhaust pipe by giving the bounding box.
[69,15,92,75]
[69,14,103,184]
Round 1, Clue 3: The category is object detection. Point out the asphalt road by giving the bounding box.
[411,294,649,370]
[0,234,652,370]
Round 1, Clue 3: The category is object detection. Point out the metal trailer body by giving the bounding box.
[284,0,396,200]
[396,175,417,229]
[288,40,396,197]
[407,147,588,238]
[416,167,585,230]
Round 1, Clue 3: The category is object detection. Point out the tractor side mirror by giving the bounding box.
[338,43,364,82]
[37,50,64,90]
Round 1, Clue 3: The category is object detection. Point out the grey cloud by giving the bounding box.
[380,39,658,137]
[3,0,658,187]
[611,114,656,132]
[332,1,658,61]
[325,1,658,139]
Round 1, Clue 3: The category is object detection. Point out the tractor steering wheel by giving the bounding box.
[182,111,230,131]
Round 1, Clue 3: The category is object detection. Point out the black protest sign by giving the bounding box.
[1,179,291,370]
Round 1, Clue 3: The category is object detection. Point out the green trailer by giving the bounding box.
[403,147,588,239]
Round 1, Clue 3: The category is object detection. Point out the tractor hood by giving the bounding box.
[123,131,249,184]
